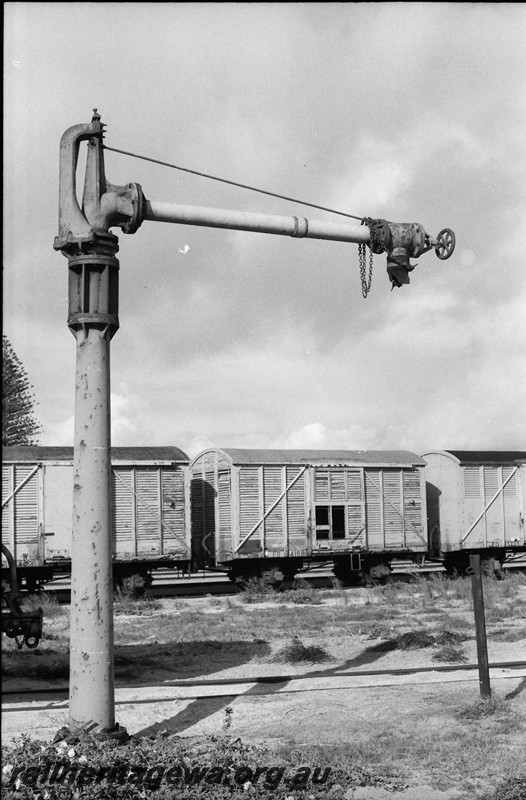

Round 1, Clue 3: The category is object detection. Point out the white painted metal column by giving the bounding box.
[69,324,115,728]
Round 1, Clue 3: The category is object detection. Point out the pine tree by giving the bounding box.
[2,336,42,446]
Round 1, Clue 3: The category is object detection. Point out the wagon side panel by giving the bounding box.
[462,463,524,550]
[262,465,286,554]
[363,468,383,551]
[402,467,427,551]
[160,465,189,558]
[42,462,74,561]
[508,464,525,546]
[285,466,308,555]
[237,465,262,555]
[112,467,135,556]
[363,466,427,554]
[2,464,16,555]
[1,463,42,564]
[217,463,233,562]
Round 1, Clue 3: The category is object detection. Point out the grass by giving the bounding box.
[432,644,469,663]
[456,692,519,721]
[238,577,323,606]
[270,637,333,664]
[19,592,64,618]
[113,588,163,615]
[4,573,525,679]
[330,576,351,605]
[396,630,436,649]
[479,776,526,800]
[2,648,70,680]
[488,625,526,642]
[2,570,525,799]
[437,612,472,631]
[0,732,411,799]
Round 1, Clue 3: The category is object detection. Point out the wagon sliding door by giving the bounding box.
[236,465,308,557]
[112,466,188,558]
[364,468,426,552]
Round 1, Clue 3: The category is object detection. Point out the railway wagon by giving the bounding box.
[190,448,428,584]
[422,450,526,575]
[1,446,191,591]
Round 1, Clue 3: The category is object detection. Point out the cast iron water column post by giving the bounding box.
[66,246,119,730]
[54,111,142,733]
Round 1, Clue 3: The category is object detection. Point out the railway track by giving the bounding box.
[3,661,526,708]
[34,556,526,604]
[31,568,421,603]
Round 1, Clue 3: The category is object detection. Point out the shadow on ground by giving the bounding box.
[133,639,406,737]
[114,639,272,683]
[1,640,272,685]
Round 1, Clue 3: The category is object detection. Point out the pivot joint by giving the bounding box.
[53,111,145,258]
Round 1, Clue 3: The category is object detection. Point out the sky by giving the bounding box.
[4,2,526,459]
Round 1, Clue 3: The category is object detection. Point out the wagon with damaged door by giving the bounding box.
[189,448,428,586]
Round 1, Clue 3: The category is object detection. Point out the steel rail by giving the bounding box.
[17,561,526,604]
[4,661,525,707]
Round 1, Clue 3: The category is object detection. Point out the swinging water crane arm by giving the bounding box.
[54,111,455,288]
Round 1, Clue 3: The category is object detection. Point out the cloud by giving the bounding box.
[43,416,74,447]
[330,112,493,220]
[4,3,525,460]
[284,422,379,450]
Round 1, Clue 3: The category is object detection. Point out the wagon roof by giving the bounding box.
[442,450,526,465]
[1,445,189,464]
[201,448,425,466]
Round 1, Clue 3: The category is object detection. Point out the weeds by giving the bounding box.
[366,629,467,656]
[2,648,70,680]
[0,732,410,800]
[349,605,401,621]
[396,631,436,649]
[359,623,395,641]
[375,581,408,607]
[270,637,333,664]
[438,612,472,632]
[3,572,526,798]
[238,578,278,603]
[280,580,323,605]
[479,775,526,800]
[238,578,324,606]
[222,706,233,731]
[432,644,468,663]
[20,593,64,618]
[485,601,518,623]
[484,570,526,603]
[113,588,163,615]
[457,693,514,721]
[434,630,468,645]
[330,577,350,606]
[487,625,526,642]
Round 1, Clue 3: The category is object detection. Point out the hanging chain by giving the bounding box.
[359,218,374,298]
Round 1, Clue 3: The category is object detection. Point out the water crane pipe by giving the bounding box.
[143,200,371,244]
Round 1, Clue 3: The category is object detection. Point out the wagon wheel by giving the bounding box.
[435,228,456,260]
